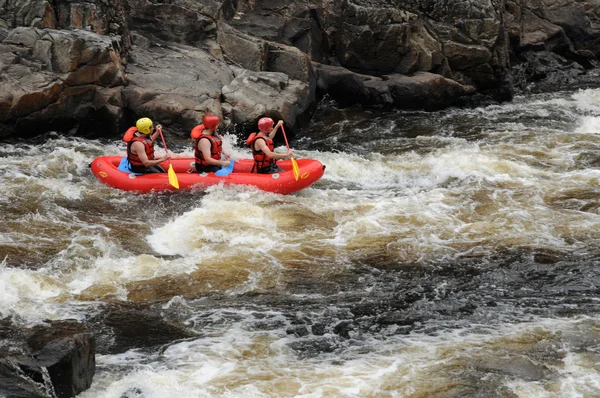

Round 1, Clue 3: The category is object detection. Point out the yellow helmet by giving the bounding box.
[136,117,153,134]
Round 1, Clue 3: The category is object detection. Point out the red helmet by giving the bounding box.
[258,117,274,132]
[203,114,220,130]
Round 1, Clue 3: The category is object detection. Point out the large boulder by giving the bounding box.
[0,317,95,398]
[122,39,234,132]
[26,322,96,398]
[0,317,50,398]
[0,27,126,138]
[313,62,475,109]
[222,68,313,127]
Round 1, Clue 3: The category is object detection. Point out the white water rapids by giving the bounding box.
[1,88,600,397]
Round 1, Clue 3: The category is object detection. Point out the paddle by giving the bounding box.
[158,128,179,189]
[280,125,299,181]
[215,159,235,177]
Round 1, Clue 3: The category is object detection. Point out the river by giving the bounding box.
[1,84,600,397]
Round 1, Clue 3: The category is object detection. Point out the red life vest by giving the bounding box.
[122,127,137,143]
[246,132,275,171]
[194,133,223,167]
[126,133,155,167]
[190,124,205,139]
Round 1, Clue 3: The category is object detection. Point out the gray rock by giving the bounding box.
[314,62,475,109]
[122,42,234,131]
[1,0,600,138]
[222,68,312,127]
[0,317,96,398]
[0,27,125,138]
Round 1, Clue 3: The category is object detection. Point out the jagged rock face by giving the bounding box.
[333,0,507,92]
[503,0,600,91]
[124,0,218,46]
[0,0,129,37]
[0,27,126,138]
[0,0,599,138]
[514,0,600,55]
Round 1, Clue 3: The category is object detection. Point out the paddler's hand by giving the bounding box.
[222,160,231,167]
[160,154,171,161]
[156,124,163,132]
[276,120,284,127]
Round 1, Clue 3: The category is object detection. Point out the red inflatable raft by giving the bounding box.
[90,156,325,195]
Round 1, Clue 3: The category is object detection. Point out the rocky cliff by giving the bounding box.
[0,0,598,138]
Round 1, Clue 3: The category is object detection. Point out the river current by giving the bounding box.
[2,86,600,397]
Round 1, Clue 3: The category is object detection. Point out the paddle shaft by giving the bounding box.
[158,128,180,188]
[280,125,291,151]
[280,125,300,181]
[158,128,170,165]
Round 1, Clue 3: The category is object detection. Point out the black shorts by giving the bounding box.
[195,164,220,173]
[257,163,284,174]
[130,164,166,174]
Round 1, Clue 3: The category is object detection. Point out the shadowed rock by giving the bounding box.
[0,317,95,398]
[314,62,476,109]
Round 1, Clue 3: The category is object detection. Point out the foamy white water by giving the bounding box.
[2,88,600,396]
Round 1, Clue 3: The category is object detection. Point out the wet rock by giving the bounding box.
[311,323,326,336]
[0,318,50,398]
[458,302,478,314]
[0,318,95,398]
[350,301,391,318]
[333,320,354,338]
[313,63,476,109]
[120,387,144,398]
[475,356,551,381]
[286,325,310,337]
[0,360,51,398]
[404,286,425,303]
[96,303,195,354]
[511,51,586,93]
[26,321,96,398]
[288,336,338,358]
[376,311,422,327]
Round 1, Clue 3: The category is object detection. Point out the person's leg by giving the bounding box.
[145,165,166,173]
[129,164,148,174]
[257,163,283,174]
[195,164,220,173]
[129,165,165,174]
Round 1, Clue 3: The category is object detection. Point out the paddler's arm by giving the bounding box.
[198,139,230,167]
[254,139,292,160]
[268,120,284,139]
[150,124,162,143]
[131,141,170,167]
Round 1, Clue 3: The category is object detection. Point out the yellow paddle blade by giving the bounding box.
[168,164,179,189]
[291,157,300,181]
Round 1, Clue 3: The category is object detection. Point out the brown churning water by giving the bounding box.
[1,89,600,397]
